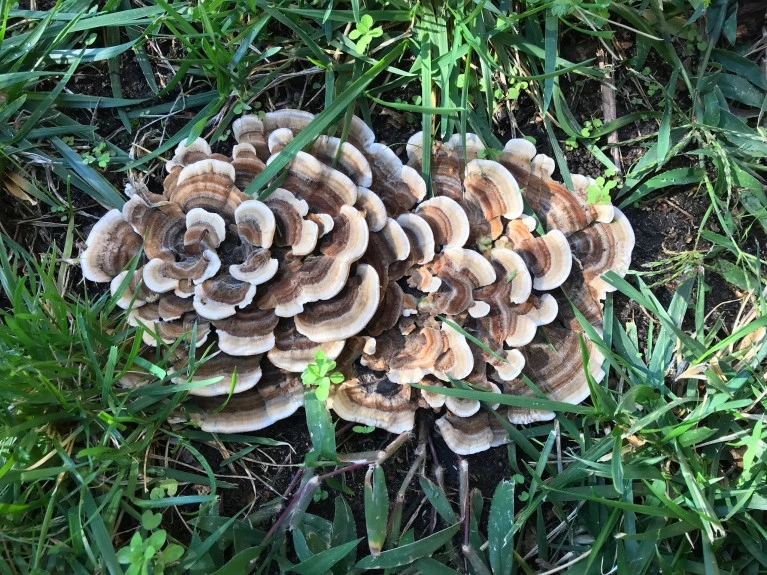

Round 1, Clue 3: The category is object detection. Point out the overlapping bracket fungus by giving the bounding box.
[81,109,635,454]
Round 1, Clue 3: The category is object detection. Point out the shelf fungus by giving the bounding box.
[81,109,634,454]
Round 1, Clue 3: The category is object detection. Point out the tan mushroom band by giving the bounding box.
[81,109,635,455]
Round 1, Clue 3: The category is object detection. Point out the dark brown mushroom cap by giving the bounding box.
[172,350,264,397]
[294,264,381,343]
[499,139,605,236]
[158,291,196,320]
[361,217,410,287]
[143,250,221,293]
[152,312,211,347]
[567,207,635,300]
[193,272,257,320]
[190,370,305,433]
[435,411,508,455]
[504,325,604,424]
[365,142,426,217]
[184,208,226,254]
[80,214,140,281]
[329,374,416,434]
[362,326,443,384]
[166,137,213,172]
[168,159,245,220]
[231,143,266,190]
[419,247,496,316]
[122,196,187,262]
[277,151,358,216]
[267,319,345,372]
[264,188,316,254]
[365,281,405,337]
[214,307,279,356]
[232,115,269,161]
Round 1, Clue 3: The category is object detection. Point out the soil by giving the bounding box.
[4,6,766,568]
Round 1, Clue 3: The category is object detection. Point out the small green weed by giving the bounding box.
[301,350,344,402]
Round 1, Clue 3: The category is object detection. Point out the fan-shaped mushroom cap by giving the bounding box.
[184,208,226,254]
[366,142,426,216]
[229,248,278,285]
[110,268,157,309]
[267,321,345,372]
[235,200,276,248]
[267,127,294,154]
[153,293,192,322]
[232,115,269,160]
[143,250,221,293]
[490,349,525,381]
[263,108,315,134]
[420,247,496,316]
[166,137,212,172]
[435,411,508,455]
[519,293,559,326]
[568,207,635,300]
[294,264,381,343]
[348,115,376,151]
[276,151,357,215]
[328,374,416,434]
[464,159,524,220]
[231,143,266,189]
[499,140,605,236]
[259,205,369,317]
[264,188,317,254]
[191,370,304,433]
[170,159,245,219]
[490,248,533,304]
[150,312,211,347]
[355,187,387,232]
[193,273,257,320]
[81,210,143,283]
[122,196,186,261]
[214,307,279,356]
[505,326,604,424]
[396,213,436,266]
[515,230,573,291]
[172,351,263,397]
[416,196,470,249]
[312,136,373,188]
[366,281,405,337]
[363,326,442,384]
[307,213,334,237]
[363,217,410,285]
[433,323,474,382]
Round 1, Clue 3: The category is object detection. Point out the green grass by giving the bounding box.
[2,0,767,573]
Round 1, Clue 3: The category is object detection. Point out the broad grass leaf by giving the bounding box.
[364,464,389,556]
[356,523,460,569]
[487,480,514,575]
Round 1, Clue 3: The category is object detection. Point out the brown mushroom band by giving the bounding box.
[81,109,635,455]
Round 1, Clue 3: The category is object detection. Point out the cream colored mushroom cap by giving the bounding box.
[294,263,382,343]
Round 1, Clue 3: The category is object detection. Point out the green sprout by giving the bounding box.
[353,424,376,434]
[82,141,114,168]
[348,14,383,54]
[586,169,619,204]
[301,350,344,401]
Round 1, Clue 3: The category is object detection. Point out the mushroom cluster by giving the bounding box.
[81,109,634,454]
